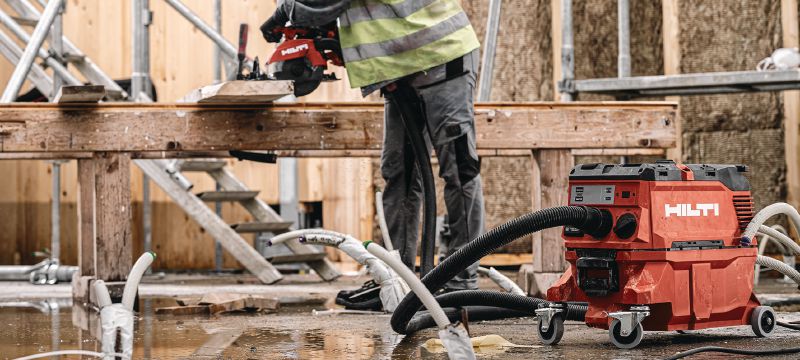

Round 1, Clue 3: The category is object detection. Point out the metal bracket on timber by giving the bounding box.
[0,102,677,154]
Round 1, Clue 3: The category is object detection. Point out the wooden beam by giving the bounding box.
[571,148,666,156]
[180,80,293,104]
[551,0,562,100]
[782,0,800,219]
[77,152,133,281]
[77,158,95,277]
[0,102,676,153]
[531,149,573,273]
[662,0,682,161]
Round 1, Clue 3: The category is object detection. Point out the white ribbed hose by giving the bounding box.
[757,255,800,285]
[269,229,345,246]
[376,191,394,251]
[477,267,525,296]
[94,280,113,308]
[366,241,450,329]
[269,229,409,312]
[122,252,155,311]
[758,225,799,255]
[743,203,800,242]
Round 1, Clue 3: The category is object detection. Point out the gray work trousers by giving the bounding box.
[381,50,485,290]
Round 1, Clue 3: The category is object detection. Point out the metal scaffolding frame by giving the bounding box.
[558,0,800,99]
[0,0,268,279]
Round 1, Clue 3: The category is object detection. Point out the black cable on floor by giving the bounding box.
[662,345,800,360]
[663,321,800,359]
[777,321,800,331]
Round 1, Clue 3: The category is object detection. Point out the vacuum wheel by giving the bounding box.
[537,315,565,345]
[609,319,643,349]
[751,306,776,337]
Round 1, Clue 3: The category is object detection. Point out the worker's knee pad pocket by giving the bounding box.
[454,134,480,184]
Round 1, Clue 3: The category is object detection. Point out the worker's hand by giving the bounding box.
[260,10,288,43]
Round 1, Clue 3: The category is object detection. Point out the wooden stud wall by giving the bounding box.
[781,0,800,227]
[0,0,371,269]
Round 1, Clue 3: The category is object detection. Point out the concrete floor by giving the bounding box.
[3,273,800,359]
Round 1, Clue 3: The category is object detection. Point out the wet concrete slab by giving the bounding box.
[2,274,800,359]
[3,303,800,359]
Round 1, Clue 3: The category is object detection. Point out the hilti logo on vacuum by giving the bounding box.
[664,203,720,217]
[281,43,309,56]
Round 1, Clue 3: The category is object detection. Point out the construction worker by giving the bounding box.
[261,0,485,309]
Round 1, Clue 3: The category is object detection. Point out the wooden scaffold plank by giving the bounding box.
[0,102,677,153]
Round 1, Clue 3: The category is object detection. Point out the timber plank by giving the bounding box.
[531,149,573,273]
[181,80,293,104]
[54,85,106,104]
[0,102,676,153]
[93,152,133,281]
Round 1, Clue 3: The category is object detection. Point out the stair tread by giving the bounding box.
[179,160,228,172]
[231,221,293,233]
[196,190,259,202]
[267,252,327,264]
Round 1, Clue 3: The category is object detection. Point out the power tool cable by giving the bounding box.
[384,82,438,277]
[662,345,800,360]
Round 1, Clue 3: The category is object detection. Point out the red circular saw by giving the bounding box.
[266,25,344,97]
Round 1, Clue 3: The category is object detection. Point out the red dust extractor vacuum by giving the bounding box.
[535,160,775,348]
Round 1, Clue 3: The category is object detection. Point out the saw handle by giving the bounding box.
[238,24,249,57]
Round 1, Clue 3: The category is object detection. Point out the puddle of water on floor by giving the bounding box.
[0,298,421,360]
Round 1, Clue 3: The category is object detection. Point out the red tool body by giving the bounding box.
[543,161,768,347]
[267,26,343,96]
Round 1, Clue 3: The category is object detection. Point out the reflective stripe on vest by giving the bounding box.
[339,0,480,88]
[339,0,437,27]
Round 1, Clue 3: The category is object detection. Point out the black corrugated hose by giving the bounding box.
[404,290,589,333]
[384,82,437,276]
[391,205,612,334]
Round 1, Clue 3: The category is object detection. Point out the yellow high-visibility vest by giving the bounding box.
[339,0,480,88]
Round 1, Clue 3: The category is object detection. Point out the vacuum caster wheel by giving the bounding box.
[609,319,643,349]
[537,315,565,345]
[751,306,776,337]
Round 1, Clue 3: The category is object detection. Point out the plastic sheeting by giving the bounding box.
[437,323,477,360]
[100,304,134,360]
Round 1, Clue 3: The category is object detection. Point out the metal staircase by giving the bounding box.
[135,159,340,284]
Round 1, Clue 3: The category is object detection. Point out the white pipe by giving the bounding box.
[121,252,155,311]
[93,280,113,309]
[312,309,385,316]
[13,350,128,360]
[269,229,346,246]
[270,230,409,312]
[366,241,450,328]
[376,191,394,251]
[477,267,525,296]
[743,203,800,242]
[758,225,799,255]
[757,254,800,284]
[755,225,788,285]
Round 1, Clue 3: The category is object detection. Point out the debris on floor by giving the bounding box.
[155,292,280,315]
[422,333,540,355]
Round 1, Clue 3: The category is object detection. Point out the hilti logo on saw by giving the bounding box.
[281,43,309,56]
[664,203,720,217]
